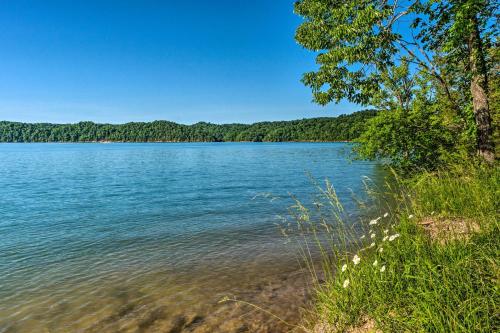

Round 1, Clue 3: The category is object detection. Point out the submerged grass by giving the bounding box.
[288,162,499,332]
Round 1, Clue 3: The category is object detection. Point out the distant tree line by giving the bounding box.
[0,110,377,143]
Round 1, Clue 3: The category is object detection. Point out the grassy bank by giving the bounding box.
[296,162,499,332]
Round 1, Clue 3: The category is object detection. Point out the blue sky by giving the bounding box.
[0,0,360,124]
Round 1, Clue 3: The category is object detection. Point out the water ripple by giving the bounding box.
[0,143,384,332]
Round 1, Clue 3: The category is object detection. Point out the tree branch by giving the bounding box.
[396,39,456,106]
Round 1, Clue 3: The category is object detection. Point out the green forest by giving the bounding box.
[0,110,376,143]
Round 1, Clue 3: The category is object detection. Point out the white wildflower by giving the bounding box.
[341,264,347,272]
[369,217,380,226]
[369,242,375,248]
[219,295,230,303]
[352,254,361,265]
[384,229,389,234]
[360,235,366,240]
[378,247,384,253]
[383,212,389,218]
[343,279,350,288]
[380,265,386,272]
[371,233,376,239]
[408,214,414,219]
[383,235,389,242]
[373,260,378,266]
[389,233,400,242]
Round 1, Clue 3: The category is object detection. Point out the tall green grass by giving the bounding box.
[407,162,499,223]
[289,163,499,332]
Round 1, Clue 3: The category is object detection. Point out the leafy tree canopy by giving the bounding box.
[295,0,498,169]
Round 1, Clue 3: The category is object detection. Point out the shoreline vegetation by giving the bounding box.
[285,0,500,332]
[0,110,376,143]
[284,163,499,332]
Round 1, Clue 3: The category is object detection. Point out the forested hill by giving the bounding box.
[0,110,376,143]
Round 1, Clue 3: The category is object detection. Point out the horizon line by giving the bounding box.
[0,110,374,126]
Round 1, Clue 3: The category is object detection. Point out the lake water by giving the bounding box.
[0,143,384,333]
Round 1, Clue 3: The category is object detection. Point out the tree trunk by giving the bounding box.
[469,17,495,162]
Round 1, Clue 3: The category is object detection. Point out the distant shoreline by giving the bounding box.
[0,110,377,143]
[0,140,354,143]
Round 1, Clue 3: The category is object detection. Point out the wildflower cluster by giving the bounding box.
[311,165,498,332]
[338,211,406,288]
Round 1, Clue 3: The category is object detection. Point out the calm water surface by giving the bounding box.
[0,143,384,332]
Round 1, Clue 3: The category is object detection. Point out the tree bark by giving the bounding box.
[469,17,495,162]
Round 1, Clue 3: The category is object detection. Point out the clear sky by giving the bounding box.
[0,0,360,124]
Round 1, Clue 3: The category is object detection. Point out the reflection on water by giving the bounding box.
[0,143,384,332]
